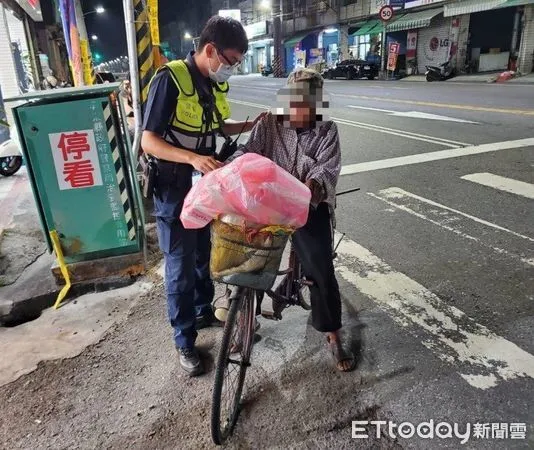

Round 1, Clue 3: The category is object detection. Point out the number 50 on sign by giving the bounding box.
[379,5,394,21]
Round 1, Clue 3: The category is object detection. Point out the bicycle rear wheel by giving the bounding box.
[211,288,256,445]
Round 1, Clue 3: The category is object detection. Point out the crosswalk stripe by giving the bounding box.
[372,187,534,243]
[335,234,534,390]
[340,138,534,175]
[369,187,534,267]
[461,172,534,200]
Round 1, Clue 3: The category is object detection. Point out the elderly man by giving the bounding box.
[217,68,355,372]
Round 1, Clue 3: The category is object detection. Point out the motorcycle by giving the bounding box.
[425,60,456,82]
[0,128,23,177]
[261,65,273,77]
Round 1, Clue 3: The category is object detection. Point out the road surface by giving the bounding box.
[0,76,532,449]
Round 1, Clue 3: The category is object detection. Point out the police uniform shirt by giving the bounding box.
[142,52,215,150]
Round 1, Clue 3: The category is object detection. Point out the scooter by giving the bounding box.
[425,60,456,82]
[0,128,23,177]
[261,65,273,77]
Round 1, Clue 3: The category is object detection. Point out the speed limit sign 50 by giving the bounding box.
[379,5,394,22]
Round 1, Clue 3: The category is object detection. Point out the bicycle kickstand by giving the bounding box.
[333,232,346,259]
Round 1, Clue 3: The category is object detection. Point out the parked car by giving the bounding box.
[322,59,379,80]
[96,72,117,84]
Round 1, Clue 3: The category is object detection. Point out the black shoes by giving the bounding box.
[178,347,204,377]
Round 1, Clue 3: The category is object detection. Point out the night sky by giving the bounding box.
[82,0,212,61]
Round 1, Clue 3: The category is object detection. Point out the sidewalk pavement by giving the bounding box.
[0,168,149,327]
[401,72,534,84]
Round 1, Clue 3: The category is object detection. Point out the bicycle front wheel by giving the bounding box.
[211,288,256,445]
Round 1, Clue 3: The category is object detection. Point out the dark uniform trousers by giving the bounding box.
[154,161,214,350]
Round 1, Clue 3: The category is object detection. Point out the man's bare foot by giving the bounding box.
[326,331,356,372]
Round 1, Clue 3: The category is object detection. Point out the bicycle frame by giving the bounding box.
[211,186,359,445]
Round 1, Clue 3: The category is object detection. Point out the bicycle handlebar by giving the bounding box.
[336,187,360,196]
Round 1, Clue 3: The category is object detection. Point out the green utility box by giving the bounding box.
[7,84,145,283]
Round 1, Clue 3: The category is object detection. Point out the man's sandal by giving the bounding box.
[326,336,356,372]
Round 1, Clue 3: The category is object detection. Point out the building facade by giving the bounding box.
[235,0,534,76]
[0,0,43,101]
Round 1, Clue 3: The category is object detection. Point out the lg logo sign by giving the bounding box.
[429,37,449,51]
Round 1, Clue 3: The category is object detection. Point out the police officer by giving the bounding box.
[141,16,264,376]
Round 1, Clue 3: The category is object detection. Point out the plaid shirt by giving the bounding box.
[237,113,341,208]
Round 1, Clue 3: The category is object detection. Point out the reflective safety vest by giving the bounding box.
[162,59,231,135]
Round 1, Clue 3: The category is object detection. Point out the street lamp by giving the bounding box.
[91,34,98,41]
[84,6,105,16]
[183,32,196,54]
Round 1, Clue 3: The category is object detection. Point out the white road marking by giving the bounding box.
[369,187,534,266]
[348,105,478,123]
[333,117,469,148]
[461,172,534,200]
[335,235,534,390]
[375,187,534,243]
[337,118,471,146]
[347,105,394,113]
[328,85,409,90]
[229,99,468,148]
[341,138,534,175]
[231,84,277,92]
[391,111,478,124]
[229,99,270,109]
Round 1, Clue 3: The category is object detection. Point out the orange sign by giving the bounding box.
[387,42,400,71]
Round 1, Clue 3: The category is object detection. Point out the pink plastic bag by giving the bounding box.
[180,153,311,229]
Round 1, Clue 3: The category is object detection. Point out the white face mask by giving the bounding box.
[208,51,235,83]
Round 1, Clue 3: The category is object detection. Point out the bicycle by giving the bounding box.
[210,188,359,445]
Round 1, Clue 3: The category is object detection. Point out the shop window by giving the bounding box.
[283,0,293,13]
[357,34,371,60]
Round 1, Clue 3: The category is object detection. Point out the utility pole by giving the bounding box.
[381,22,386,73]
[74,0,95,85]
[272,0,284,77]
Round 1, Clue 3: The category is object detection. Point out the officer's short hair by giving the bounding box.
[198,16,248,54]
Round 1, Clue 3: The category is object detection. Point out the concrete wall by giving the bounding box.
[339,24,349,60]
[0,4,20,127]
[339,0,370,22]
[283,8,337,35]
[453,14,470,70]
[518,5,534,74]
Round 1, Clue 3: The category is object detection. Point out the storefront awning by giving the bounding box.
[284,33,309,47]
[386,8,443,32]
[444,0,507,17]
[498,0,534,7]
[352,19,382,36]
